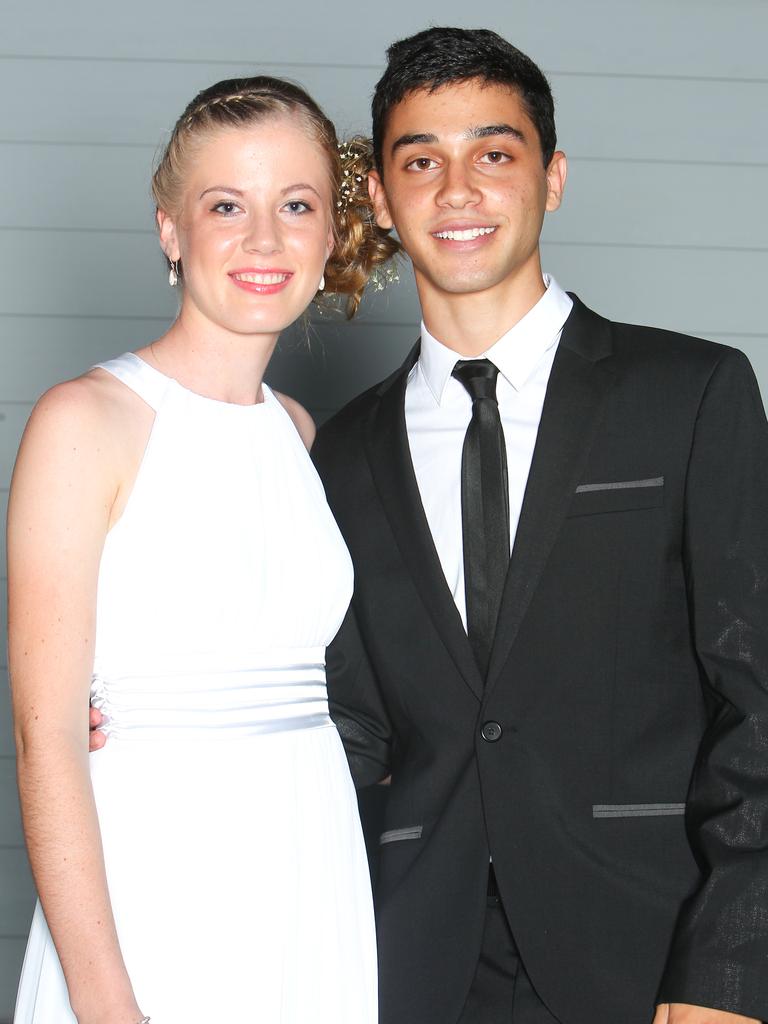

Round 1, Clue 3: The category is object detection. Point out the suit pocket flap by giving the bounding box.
[379,826,423,845]
[593,802,685,818]
[568,476,664,517]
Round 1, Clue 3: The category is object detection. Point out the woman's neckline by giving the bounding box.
[126,351,273,411]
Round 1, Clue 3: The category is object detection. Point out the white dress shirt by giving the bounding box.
[404,275,573,630]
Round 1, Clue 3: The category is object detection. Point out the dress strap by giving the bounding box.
[94,352,170,412]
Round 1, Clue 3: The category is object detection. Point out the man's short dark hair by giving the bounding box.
[372,27,556,171]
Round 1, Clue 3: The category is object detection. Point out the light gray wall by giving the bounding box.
[1,0,767,1015]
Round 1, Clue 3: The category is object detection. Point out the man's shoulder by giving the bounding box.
[612,319,732,363]
[572,295,745,378]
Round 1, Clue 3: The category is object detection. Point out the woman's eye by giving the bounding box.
[212,201,240,215]
[283,200,312,215]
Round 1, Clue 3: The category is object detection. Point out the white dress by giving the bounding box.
[14,353,377,1023]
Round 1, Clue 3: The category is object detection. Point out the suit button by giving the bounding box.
[481,721,502,742]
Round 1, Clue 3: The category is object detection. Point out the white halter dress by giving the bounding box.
[14,353,377,1023]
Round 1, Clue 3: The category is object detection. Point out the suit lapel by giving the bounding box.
[364,345,485,701]
[486,298,616,695]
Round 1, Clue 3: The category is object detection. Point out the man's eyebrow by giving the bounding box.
[390,132,438,156]
[465,123,526,143]
[390,125,526,157]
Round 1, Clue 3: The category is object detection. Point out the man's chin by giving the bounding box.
[421,272,508,298]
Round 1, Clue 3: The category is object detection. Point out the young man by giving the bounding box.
[311,26,768,1024]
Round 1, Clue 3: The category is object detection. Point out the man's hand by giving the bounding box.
[88,706,107,751]
[653,1004,761,1024]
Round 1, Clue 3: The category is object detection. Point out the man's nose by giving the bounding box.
[436,161,482,208]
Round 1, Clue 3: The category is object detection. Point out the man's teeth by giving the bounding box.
[434,227,497,241]
[234,273,289,284]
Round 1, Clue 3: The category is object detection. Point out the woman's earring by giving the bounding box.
[318,273,325,292]
[168,260,179,287]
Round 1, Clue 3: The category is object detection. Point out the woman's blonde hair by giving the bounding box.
[152,76,400,317]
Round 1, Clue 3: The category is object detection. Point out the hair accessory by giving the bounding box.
[168,261,178,287]
[369,263,400,292]
[336,141,369,214]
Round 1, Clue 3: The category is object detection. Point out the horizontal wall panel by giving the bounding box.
[7,147,768,255]
[1,143,157,232]
[0,938,26,1023]
[0,847,35,937]
[0,318,165,402]
[552,75,768,165]
[545,161,768,251]
[0,231,176,318]
[0,404,32,490]
[0,494,6,576]
[0,672,14,758]
[2,58,768,167]
[0,590,6,673]
[2,0,767,80]
[540,243,768,339]
[0,757,23,847]
[0,60,375,146]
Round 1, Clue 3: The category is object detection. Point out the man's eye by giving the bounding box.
[407,157,438,171]
[480,151,510,164]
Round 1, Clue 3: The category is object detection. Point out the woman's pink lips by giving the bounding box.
[228,269,294,295]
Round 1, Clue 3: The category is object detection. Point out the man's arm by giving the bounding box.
[653,1004,760,1023]
[657,348,768,1022]
[327,603,393,788]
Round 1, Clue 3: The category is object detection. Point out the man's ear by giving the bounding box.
[368,170,394,231]
[156,208,180,262]
[545,151,567,213]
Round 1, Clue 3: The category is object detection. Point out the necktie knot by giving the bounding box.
[452,358,500,403]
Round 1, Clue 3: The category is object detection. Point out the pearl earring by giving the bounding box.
[318,273,325,292]
[168,260,179,287]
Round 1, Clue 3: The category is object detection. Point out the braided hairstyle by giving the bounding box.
[152,76,400,317]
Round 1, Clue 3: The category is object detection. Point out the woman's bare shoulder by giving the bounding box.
[272,390,317,450]
[16,366,150,487]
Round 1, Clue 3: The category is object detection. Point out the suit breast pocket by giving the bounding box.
[566,476,664,517]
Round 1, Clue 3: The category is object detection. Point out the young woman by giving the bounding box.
[10,77,397,1024]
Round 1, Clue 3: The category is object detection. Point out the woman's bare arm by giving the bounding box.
[9,376,144,1024]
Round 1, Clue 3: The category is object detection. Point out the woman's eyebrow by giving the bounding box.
[280,183,323,198]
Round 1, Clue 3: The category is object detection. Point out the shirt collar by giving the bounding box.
[418,274,573,404]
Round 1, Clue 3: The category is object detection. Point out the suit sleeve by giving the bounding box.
[659,348,768,1018]
[312,423,394,789]
[326,601,393,788]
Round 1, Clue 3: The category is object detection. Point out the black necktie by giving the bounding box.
[452,359,510,679]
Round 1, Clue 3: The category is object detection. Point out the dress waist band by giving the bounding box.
[90,655,332,739]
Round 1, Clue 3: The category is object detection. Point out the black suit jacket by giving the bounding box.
[312,297,768,1024]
